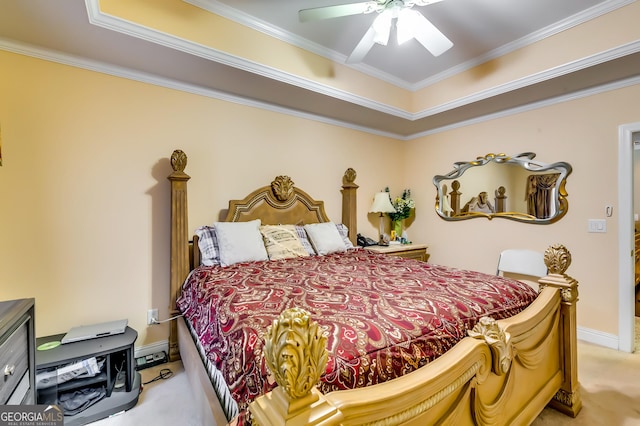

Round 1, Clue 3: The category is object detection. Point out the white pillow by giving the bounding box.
[304,222,347,255]
[214,219,268,267]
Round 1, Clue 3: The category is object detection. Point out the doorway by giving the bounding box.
[618,123,640,353]
[634,131,640,352]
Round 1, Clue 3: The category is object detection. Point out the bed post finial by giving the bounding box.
[250,308,342,425]
[543,244,572,275]
[171,149,187,173]
[344,168,356,184]
[264,307,328,399]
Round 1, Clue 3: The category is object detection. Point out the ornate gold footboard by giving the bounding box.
[249,245,581,425]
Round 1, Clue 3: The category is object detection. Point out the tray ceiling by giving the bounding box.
[0,0,637,138]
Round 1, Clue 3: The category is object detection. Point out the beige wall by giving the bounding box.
[0,50,404,345]
[1,49,639,348]
[405,85,640,335]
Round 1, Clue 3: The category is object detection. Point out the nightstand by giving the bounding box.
[364,243,430,262]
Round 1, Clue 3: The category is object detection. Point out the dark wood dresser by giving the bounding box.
[0,298,36,405]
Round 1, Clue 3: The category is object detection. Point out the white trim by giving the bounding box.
[184,0,634,91]
[577,326,619,350]
[2,34,639,141]
[416,41,640,120]
[134,339,169,359]
[86,0,640,125]
[413,76,640,138]
[0,37,403,141]
[414,0,636,90]
[84,0,413,120]
[618,122,640,353]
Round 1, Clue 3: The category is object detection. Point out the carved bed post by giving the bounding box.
[341,168,358,245]
[495,186,507,213]
[167,150,191,362]
[450,180,461,216]
[538,244,582,417]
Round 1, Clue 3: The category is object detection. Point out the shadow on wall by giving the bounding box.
[145,157,172,344]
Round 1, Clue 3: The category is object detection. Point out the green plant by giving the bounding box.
[385,188,414,221]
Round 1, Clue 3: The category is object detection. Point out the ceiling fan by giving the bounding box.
[299,0,453,63]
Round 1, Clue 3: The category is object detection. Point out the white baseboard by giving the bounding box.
[135,340,169,359]
[132,327,623,362]
[577,326,620,350]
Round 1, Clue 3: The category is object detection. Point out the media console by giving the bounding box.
[35,326,141,425]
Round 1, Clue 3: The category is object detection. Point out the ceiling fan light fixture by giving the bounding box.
[299,0,452,63]
[372,10,392,45]
[396,8,421,45]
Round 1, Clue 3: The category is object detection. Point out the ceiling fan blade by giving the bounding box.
[299,2,375,22]
[412,13,453,57]
[346,25,377,63]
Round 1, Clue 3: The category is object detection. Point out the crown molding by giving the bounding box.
[2,1,638,141]
[0,36,404,139]
[85,0,413,120]
[417,40,640,119]
[86,0,640,123]
[184,0,634,91]
[3,34,637,142]
[412,74,640,139]
[414,0,636,90]
[182,0,416,91]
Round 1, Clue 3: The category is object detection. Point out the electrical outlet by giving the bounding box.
[147,308,158,325]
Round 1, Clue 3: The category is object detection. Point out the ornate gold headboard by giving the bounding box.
[224,175,330,225]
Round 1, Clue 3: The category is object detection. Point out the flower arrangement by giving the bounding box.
[385,188,415,222]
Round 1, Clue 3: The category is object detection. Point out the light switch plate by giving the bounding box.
[588,219,606,233]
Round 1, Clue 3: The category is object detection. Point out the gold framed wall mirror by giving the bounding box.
[433,153,572,223]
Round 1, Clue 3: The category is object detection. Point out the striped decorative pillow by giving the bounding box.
[260,225,310,260]
[194,225,220,266]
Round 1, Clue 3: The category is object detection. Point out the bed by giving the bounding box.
[166,149,581,425]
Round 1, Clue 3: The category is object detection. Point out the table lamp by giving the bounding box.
[369,192,396,246]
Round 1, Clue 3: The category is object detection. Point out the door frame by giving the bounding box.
[618,122,640,352]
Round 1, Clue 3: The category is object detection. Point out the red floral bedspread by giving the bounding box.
[176,249,537,423]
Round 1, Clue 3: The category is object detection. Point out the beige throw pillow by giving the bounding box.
[260,225,310,260]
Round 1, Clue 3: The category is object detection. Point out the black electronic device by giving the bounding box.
[135,351,168,371]
[357,233,378,247]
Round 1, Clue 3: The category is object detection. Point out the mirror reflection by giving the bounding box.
[433,153,572,223]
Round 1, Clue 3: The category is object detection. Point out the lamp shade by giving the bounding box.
[369,192,396,213]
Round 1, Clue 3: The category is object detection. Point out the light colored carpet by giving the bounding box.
[532,341,640,425]
[91,338,640,426]
[90,361,204,426]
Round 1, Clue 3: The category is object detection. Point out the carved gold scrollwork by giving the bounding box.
[468,317,512,375]
[271,176,295,202]
[560,287,578,303]
[170,149,187,172]
[544,244,571,275]
[553,388,581,408]
[263,307,328,400]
